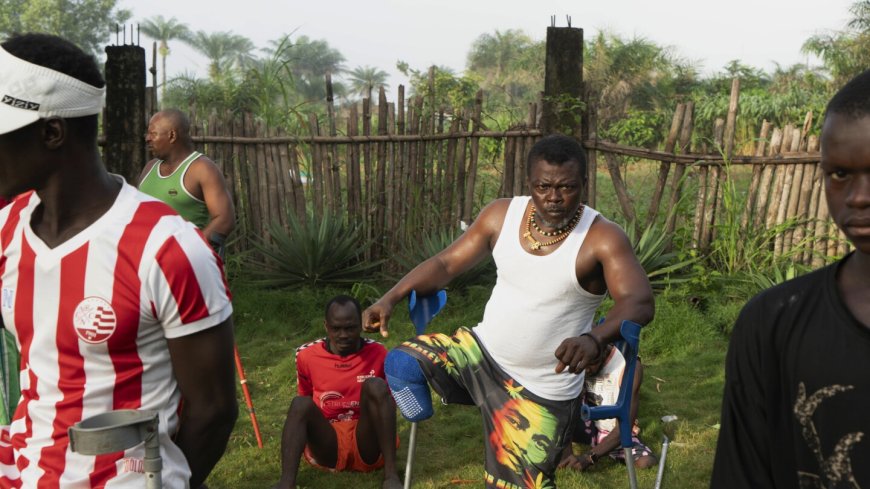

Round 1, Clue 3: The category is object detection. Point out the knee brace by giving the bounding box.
[384,349,434,422]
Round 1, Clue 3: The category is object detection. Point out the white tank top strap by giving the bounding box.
[156,151,202,178]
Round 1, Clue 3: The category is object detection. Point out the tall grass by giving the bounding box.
[703,161,814,299]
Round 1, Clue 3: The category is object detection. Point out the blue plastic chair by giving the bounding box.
[581,320,642,489]
[408,290,447,336]
[402,290,447,489]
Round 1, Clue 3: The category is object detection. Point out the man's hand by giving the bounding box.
[362,300,392,338]
[558,453,595,472]
[554,334,602,374]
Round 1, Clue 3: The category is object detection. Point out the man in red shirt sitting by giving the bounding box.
[272,295,402,489]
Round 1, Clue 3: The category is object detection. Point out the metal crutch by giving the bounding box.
[403,289,447,489]
[654,415,679,489]
[69,410,162,489]
[582,320,642,489]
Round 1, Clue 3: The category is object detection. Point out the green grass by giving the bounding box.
[206,283,734,489]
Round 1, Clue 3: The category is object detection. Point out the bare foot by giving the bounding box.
[382,474,403,489]
[636,454,657,469]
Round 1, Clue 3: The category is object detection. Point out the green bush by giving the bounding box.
[702,161,816,300]
[392,226,496,292]
[246,211,382,288]
[625,219,699,290]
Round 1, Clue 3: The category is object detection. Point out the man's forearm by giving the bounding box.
[383,257,452,305]
[594,299,654,344]
[202,215,234,241]
[175,400,238,487]
[592,426,622,456]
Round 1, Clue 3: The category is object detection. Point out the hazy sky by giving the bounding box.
[118,0,856,90]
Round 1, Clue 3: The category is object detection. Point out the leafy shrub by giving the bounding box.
[600,109,668,149]
[617,176,699,294]
[247,211,382,288]
[625,218,699,290]
[703,160,815,299]
[391,226,496,291]
[350,282,383,309]
[722,260,812,304]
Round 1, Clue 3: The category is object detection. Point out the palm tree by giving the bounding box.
[801,0,870,86]
[583,31,694,125]
[139,16,191,104]
[266,34,345,101]
[467,29,532,83]
[466,29,543,104]
[848,0,870,30]
[188,30,256,80]
[346,65,389,100]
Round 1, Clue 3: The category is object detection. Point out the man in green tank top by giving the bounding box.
[139,109,235,255]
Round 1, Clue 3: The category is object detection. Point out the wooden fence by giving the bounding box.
[186,79,848,268]
[585,79,849,268]
[189,86,542,261]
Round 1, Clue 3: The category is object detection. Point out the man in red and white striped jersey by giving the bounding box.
[0,33,238,488]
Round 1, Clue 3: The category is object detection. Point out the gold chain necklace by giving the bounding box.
[522,204,584,251]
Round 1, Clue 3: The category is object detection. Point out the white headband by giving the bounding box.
[0,45,105,135]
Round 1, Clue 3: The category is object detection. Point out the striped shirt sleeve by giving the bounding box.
[146,223,232,339]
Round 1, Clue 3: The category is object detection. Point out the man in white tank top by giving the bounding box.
[365,135,654,488]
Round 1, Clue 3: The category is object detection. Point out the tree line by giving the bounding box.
[3,1,870,152]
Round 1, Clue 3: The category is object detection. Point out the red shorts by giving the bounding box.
[303,419,384,473]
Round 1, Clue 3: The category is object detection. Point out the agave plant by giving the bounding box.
[624,219,699,290]
[247,211,382,288]
[392,226,496,291]
[733,261,810,296]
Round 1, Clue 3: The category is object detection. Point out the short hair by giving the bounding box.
[825,69,870,119]
[156,108,192,138]
[1,33,104,141]
[526,134,587,179]
[2,33,105,88]
[324,295,362,321]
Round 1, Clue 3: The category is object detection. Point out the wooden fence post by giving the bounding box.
[664,101,694,239]
[644,103,686,230]
[104,44,147,184]
[325,74,342,213]
[375,87,389,258]
[543,25,584,204]
[542,26,583,137]
[462,91,483,224]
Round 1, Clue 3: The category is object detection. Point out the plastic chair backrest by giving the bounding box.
[408,290,447,335]
[581,320,642,449]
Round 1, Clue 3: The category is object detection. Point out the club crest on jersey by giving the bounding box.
[73,297,117,343]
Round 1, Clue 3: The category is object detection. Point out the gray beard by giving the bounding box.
[535,211,574,230]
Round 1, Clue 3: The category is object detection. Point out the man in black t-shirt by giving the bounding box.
[711,70,870,487]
